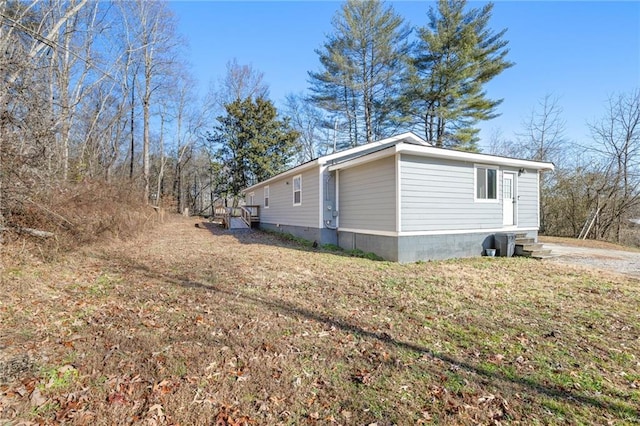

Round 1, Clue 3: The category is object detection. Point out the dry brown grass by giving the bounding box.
[1,216,639,424]
[2,180,154,259]
[540,235,640,252]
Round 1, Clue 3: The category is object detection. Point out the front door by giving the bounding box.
[502,172,515,226]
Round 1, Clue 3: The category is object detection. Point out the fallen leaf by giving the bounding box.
[107,392,127,405]
[148,403,164,417]
[29,388,47,407]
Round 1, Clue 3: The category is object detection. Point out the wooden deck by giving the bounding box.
[213,205,260,230]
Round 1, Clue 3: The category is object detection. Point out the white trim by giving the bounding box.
[335,170,340,228]
[338,226,539,238]
[514,172,520,226]
[263,186,269,209]
[474,164,500,203]
[339,228,398,237]
[247,192,255,205]
[321,132,428,164]
[399,144,554,170]
[329,142,555,173]
[318,167,323,228]
[244,159,319,193]
[502,172,516,226]
[292,174,302,206]
[536,170,541,229]
[395,153,401,233]
[328,146,395,172]
[399,227,538,237]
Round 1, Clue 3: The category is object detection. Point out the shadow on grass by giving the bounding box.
[196,221,385,261]
[96,249,639,421]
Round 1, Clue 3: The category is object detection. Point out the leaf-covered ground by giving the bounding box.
[1,216,639,425]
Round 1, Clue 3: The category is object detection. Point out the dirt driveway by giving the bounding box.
[544,242,640,278]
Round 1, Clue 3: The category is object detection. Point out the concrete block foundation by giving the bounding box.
[258,223,538,263]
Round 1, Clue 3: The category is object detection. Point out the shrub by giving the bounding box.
[2,180,153,258]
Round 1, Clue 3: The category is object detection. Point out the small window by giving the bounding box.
[248,192,255,205]
[293,175,302,206]
[264,185,269,209]
[476,166,497,200]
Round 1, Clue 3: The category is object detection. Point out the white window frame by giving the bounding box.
[474,164,499,203]
[293,174,302,206]
[264,185,269,209]
[247,192,255,205]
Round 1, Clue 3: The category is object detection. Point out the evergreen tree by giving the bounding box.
[404,0,513,151]
[309,0,410,148]
[209,97,299,200]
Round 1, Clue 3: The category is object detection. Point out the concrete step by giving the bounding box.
[516,238,536,245]
[520,249,553,258]
[515,243,544,256]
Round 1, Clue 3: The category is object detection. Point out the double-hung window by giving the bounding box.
[475,166,497,201]
[293,175,302,206]
[264,185,269,208]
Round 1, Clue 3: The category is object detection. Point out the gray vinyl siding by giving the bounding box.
[339,156,396,232]
[516,169,539,227]
[400,155,503,232]
[253,167,320,228]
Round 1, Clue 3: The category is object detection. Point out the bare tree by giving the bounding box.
[121,0,180,203]
[0,0,89,227]
[46,0,112,181]
[206,59,269,116]
[587,90,640,242]
[282,92,332,163]
[518,94,567,165]
[486,128,521,158]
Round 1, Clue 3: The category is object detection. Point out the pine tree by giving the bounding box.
[404,0,513,151]
[309,0,410,148]
[209,97,299,200]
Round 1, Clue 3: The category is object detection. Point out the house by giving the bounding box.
[242,132,554,262]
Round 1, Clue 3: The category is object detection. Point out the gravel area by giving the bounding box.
[544,242,640,278]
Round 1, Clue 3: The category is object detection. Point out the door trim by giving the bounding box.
[502,172,517,226]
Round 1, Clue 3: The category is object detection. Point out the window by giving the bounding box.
[264,185,269,208]
[476,166,497,200]
[293,175,302,206]
[248,192,255,205]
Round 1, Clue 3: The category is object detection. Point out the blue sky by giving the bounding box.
[170,1,640,150]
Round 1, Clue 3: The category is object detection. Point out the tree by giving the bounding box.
[405,0,513,150]
[282,92,332,163]
[0,0,89,227]
[518,95,567,164]
[516,95,568,232]
[209,97,299,201]
[586,90,640,242]
[121,0,180,203]
[309,0,410,148]
[206,59,269,116]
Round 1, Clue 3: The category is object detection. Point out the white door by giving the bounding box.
[502,173,515,226]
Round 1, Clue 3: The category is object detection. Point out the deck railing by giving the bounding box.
[214,205,259,229]
[240,205,260,228]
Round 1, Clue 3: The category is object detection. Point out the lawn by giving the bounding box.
[1,216,639,425]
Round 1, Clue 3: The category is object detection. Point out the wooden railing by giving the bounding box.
[214,205,259,229]
[240,205,260,228]
[213,206,231,229]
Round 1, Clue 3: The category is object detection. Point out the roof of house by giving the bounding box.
[243,132,555,192]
